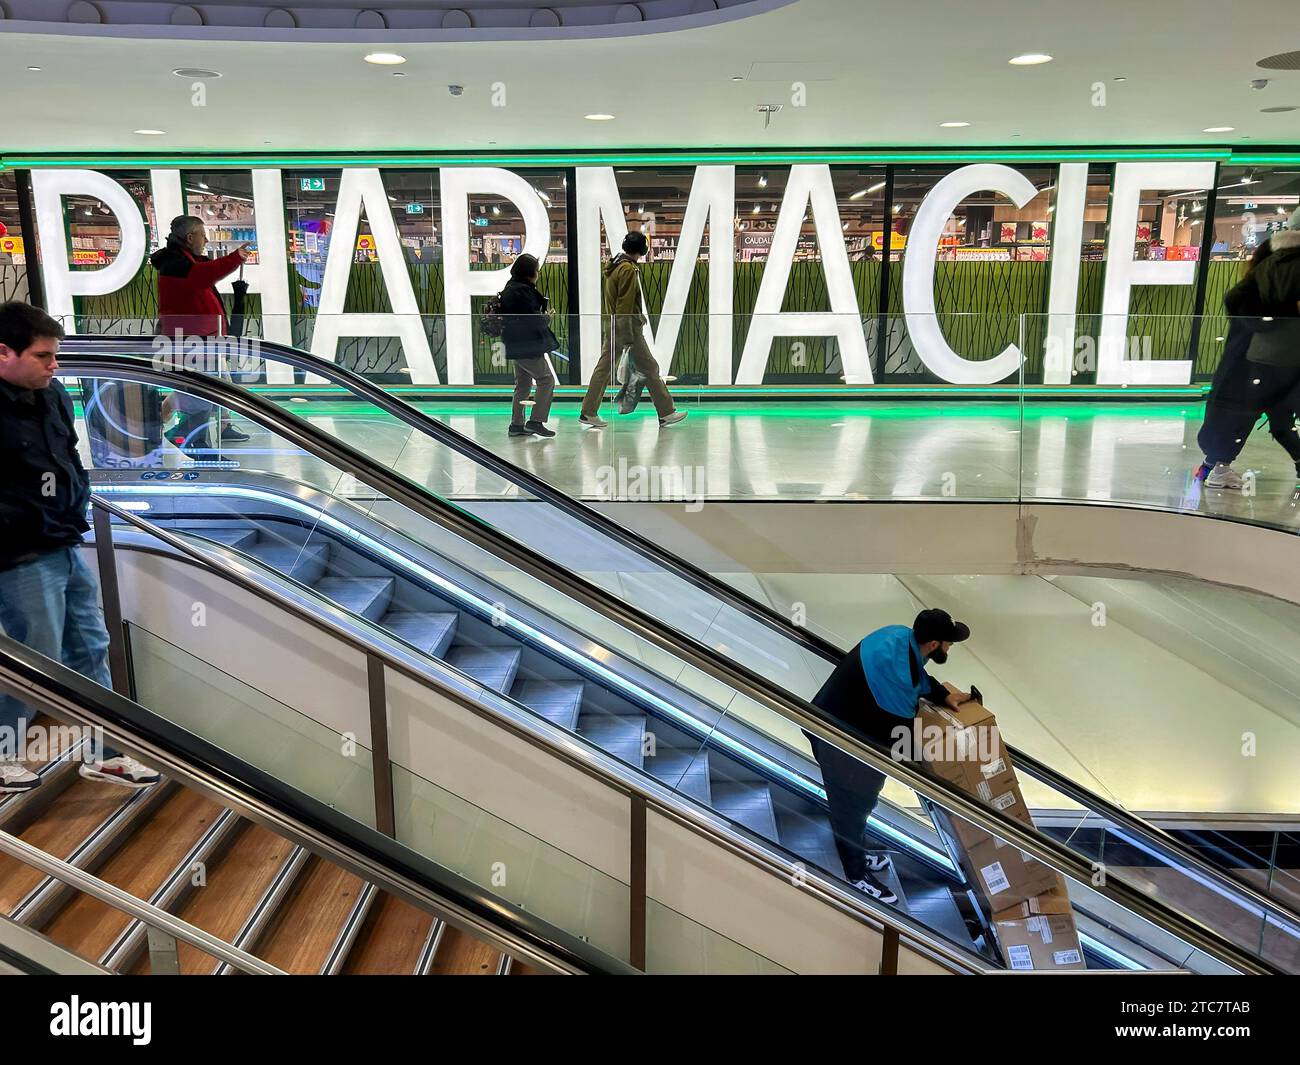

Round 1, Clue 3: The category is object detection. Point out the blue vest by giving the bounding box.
[859,625,928,719]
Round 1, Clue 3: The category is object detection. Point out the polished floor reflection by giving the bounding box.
[265,397,1300,532]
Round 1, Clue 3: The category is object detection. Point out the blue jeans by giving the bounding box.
[0,547,119,761]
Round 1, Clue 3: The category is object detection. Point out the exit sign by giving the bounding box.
[300,177,326,192]
[472,217,490,227]
[406,202,425,215]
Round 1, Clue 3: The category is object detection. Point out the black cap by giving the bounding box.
[913,608,970,645]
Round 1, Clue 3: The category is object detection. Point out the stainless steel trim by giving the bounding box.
[213,844,311,976]
[321,881,378,976]
[0,828,282,975]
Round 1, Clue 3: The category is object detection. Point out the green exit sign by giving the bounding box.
[299,177,326,192]
[406,202,425,215]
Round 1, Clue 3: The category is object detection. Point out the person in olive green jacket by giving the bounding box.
[579,231,686,428]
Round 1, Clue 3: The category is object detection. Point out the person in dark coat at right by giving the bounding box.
[499,253,559,438]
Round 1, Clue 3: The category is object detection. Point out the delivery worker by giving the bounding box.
[805,609,972,903]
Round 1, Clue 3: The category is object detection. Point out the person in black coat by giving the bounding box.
[499,254,559,438]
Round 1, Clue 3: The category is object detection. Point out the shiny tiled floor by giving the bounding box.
[267,398,1300,533]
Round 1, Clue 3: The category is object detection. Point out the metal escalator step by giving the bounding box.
[512,680,585,731]
[382,611,458,657]
[446,645,522,693]
[774,808,845,880]
[712,781,779,842]
[577,712,647,769]
[314,577,396,622]
[194,528,260,551]
[649,748,712,806]
[242,542,330,585]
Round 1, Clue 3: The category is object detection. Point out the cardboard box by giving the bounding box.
[992,912,1086,971]
[992,880,1072,922]
[913,697,1017,798]
[960,834,1062,911]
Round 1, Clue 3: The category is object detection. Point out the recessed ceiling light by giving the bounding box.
[173,68,222,79]
[1203,126,1235,133]
[940,121,971,128]
[1261,106,1298,113]
[133,129,166,136]
[585,113,616,121]
[392,71,407,78]
[198,182,209,190]
[27,66,42,72]
[364,53,406,66]
[1113,76,1128,82]
[1009,53,1053,65]
[731,75,744,81]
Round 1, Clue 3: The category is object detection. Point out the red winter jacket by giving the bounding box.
[150,238,244,337]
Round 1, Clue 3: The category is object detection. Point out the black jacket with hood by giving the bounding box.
[498,277,558,361]
[1245,228,1300,367]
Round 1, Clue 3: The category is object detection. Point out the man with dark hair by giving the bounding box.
[805,609,972,903]
[579,230,685,428]
[0,301,160,792]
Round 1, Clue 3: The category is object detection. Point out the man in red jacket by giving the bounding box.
[150,215,249,452]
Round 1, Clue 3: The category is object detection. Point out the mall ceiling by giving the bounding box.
[0,0,1297,153]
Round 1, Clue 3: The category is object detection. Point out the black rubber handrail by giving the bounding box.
[61,335,1300,939]
[0,634,637,976]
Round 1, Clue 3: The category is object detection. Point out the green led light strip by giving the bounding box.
[252,384,1211,398]
[0,148,1249,170]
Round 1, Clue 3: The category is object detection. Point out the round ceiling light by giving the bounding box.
[173,68,222,79]
[940,121,971,128]
[585,113,616,121]
[364,53,407,65]
[133,129,167,136]
[1009,53,1053,65]
[1202,126,1235,133]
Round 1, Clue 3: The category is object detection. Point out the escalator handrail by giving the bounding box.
[92,495,995,976]
[62,336,1300,936]
[63,357,1289,972]
[0,633,636,976]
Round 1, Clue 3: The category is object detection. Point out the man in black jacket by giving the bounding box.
[0,302,160,792]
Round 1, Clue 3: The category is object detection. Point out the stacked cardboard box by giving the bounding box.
[914,693,1086,971]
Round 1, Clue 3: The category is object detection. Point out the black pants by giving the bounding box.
[807,705,910,883]
[1197,322,1300,468]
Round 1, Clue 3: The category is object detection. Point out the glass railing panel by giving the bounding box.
[645,899,792,975]
[126,624,376,827]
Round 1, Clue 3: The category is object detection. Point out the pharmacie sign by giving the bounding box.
[32,162,1213,386]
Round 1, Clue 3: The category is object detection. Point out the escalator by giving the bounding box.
[0,641,631,975]
[45,340,1300,973]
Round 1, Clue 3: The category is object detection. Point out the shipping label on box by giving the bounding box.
[993,912,1086,971]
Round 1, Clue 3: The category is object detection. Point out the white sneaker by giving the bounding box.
[579,414,608,429]
[659,410,688,427]
[79,756,161,789]
[1204,462,1244,490]
[0,761,41,794]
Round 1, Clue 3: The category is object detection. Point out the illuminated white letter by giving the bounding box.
[576,166,735,384]
[1097,161,1215,384]
[441,167,550,384]
[1043,163,1089,384]
[736,165,870,384]
[33,170,148,334]
[903,164,1037,383]
[313,168,437,383]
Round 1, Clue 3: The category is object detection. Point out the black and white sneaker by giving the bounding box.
[0,761,41,794]
[863,852,893,873]
[524,420,556,438]
[851,870,898,904]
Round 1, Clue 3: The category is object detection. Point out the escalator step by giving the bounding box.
[513,680,585,731]
[195,528,260,551]
[649,748,712,806]
[774,808,845,880]
[446,645,522,693]
[578,712,646,768]
[712,781,779,842]
[315,577,396,622]
[383,611,458,657]
[242,542,330,585]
